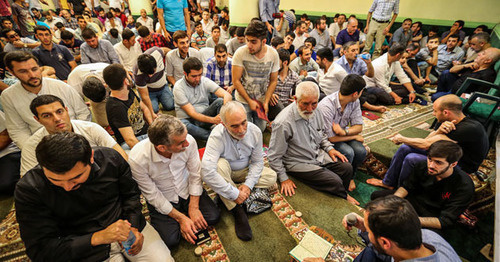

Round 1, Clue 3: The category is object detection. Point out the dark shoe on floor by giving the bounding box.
[231,204,252,241]
[414,97,428,105]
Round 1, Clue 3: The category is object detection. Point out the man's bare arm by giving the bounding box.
[419,217,442,229]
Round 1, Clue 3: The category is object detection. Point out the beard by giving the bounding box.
[21,76,42,88]
[428,164,451,176]
[297,107,314,120]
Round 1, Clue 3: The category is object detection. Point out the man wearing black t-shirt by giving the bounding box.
[367,94,488,189]
[432,47,499,101]
[104,64,153,151]
[371,141,474,230]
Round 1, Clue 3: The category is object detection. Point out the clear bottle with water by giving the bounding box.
[122,231,136,253]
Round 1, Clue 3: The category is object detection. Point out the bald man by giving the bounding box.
[367,94,489,189]
[201,101,277,241]
[432,47,500,101]
[268,81,358,205]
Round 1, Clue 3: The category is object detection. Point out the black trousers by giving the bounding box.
[287,161,353,199]
[0,152,20,195]
[147,190,220,248]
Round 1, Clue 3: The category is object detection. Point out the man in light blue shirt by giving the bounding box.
[202,101,277,241]
[157,0,191,48]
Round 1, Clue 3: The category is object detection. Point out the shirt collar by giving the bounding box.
[149,140,171,163]
[176,48,190,59]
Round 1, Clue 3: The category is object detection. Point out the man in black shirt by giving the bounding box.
[371,141,474,230]
[432,47,499,101]
[15,133,173,261]
[104,64,153,151]
[367,94,488,189]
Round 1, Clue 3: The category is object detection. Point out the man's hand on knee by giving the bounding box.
[127,227,144,256]
[280,179,297,196]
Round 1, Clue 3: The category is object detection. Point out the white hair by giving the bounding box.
[295,81,320,101]
[220,101,246,124]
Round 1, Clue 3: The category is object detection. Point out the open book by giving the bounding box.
[289,230,333,261]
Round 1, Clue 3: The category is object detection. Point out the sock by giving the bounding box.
[231,204,252,241]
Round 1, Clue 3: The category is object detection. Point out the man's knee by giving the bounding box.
[404,153,426,167]
[256,167,277,188]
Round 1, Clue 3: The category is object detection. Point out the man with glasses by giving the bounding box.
[2,28,40,52]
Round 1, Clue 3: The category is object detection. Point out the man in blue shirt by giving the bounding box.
[335,41,374,77]
[157,0,191,48]
[32,26,76,80]
[259,0,280,43]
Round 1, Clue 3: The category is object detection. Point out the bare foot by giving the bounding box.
[346,195,360,205]
[374,105,388,113]
[348,180,356,192]
[366,178,394,189]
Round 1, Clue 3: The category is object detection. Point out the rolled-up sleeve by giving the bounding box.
[268,122,290,182]
[394,62,411,84]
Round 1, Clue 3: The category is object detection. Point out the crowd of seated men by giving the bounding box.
[0,0,498,260]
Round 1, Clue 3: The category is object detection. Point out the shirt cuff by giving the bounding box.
[277,172,289,182]
[189,185,203,197]
[228,186,240,201]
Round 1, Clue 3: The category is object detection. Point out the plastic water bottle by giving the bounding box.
[122,231,136,253]
[357,53,371,60]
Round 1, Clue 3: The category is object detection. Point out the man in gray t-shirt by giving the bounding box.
[173,57,232,141]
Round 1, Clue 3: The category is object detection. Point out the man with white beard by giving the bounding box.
[268,81,359,205]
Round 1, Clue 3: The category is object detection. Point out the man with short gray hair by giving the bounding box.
[268,81,358,205]
[129,115,220,248]
[202,101,277,241]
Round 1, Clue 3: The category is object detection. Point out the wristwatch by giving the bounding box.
[344,127,349,135]
[410,91,416,94]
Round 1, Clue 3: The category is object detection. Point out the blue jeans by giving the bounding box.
[382,144,427,187]
[334,140,367,173]
[431,70,460,101]
[181,98,223,141]
[121,134,149,152]
[150,86,174,113]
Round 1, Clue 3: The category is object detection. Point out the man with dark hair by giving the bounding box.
[316,47,348,95]
[191,21,209,50]
[284,31,295,54]
[370,141,474,231]
[415,35,440,83]
[233,20,280,131]
[102,28,122,45]
[419,25,439,48]
[166,30,202,86]
[21,95,127,176]
[441,20,466,46]
[129,115,220,248]
[60,9,78,30]
[411,21,423,44]
[2,28,40,52]
[309,17,331,51]
[463,31,491,63]
[289,45,320,80]
[137,26,168,52]
[226,26,246,56]
[336,41,374,78]
[390,18,412,48]
[202,101,277,241]
[104,64,153,151]
[74,15,99,40]
[271,36,285,49]
[80,28,120,64]
[206,25,224,48]
[368,94,489,190]
[205,43,233,93]
[15,132,173,261]
[273,48,301,108]
[173,57,231,140]
[11,0,36,37]
[362,0,400,58]
[157,0,191,49]
[328,13,346,44]
[59,30,84,62]
[67,63,110,127]
[33,26,77,80]
[291,36,317,61]
[292,20,309,49]
[318,74,367,191]
[269,81,358,204]
[329,196,460,262]
[135,47,174,117]
[420,35,465,83]
[361,43,416,106]
[114,28,143,73]
[54,22,77,42]
[432,47,500,101]
[1,51,90,149]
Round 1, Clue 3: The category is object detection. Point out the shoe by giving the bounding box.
[231,205,252,241]
[414,98,428,105]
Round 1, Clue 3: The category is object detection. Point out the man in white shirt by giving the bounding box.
[201,9,214,35]
[20,95,127,176]
[316,47,348,95]
[129,115,220,248]
[137,9,154,32]
[361,43,416,106]
[114,29,143,73]
[202,101,277,241]
[1,51,91,150]
[328,13,347,44]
